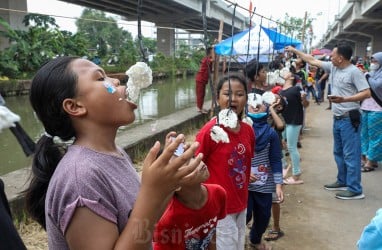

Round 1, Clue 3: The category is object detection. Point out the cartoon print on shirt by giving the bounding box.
[185,228,216,249]
[184,216,218,249]
[228,143,248,189]
[251,163,269,185]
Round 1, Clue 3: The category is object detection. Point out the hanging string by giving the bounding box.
[267,20,276,68]
[276,24,283,67]
[245,5,256,69]
[201,0,217,116]
[137,0,148,63]
[227,3,238,108]
[254,17,263,77]
[202,0,208,55]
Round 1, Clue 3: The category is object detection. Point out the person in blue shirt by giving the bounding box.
[357,208,382,250]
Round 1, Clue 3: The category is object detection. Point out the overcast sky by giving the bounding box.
[26,0,347,45]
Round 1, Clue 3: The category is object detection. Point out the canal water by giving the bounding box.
[0,76,211,175]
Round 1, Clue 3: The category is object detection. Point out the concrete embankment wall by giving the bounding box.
[2,103,211,218]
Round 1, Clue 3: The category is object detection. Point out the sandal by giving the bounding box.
[249,242,272,250]
[361,166,376,172]
[197,109,208,114]
[264,229,284,241]
[283,176,304,185]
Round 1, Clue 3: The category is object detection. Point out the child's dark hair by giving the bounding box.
[268,60,283,71]
[24,56,79,229]
[276,95,287,113]
[299,59,307,68]
[292,74,301,86]
[216,74,248,119]
[206,47,213,56]
[245,59,264,81]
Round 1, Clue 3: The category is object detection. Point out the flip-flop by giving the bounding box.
[264,229,284,241]
[283,176,304,185]
[197,109,208,114]
[361,166,376,172]
[249,242,272,250]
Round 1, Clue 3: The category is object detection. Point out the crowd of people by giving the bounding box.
[1,41,382,249]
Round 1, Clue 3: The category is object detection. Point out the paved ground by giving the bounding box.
[259,100,382,250]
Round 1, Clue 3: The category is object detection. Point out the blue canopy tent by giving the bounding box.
[261,26,302,50]
[214,25,302,63]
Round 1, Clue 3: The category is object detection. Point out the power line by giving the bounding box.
[0,7,222,34]
[223,0,303,31]
[1,3,302,41]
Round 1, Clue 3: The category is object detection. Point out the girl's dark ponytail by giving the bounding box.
[24,135,64,228]
[24,56,78,229]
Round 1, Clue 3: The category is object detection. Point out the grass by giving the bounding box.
[16,218,47,249]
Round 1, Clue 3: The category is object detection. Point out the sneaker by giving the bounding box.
[324,182,347,191]
[335,190,365,200]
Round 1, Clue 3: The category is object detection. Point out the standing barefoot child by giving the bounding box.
[195,74,255,249]
[245,93,284,250]
[264,93,287,242]
[24,57,202,249]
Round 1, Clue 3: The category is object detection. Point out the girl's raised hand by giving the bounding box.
[115,135,202,249]
[141,134,202,199]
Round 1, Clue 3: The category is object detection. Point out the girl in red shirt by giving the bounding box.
[195,74,255,249]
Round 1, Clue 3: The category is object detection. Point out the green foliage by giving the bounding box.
[150,48,204,76]
[0,9,207,80]
[0,14,88,78]
[150,52,175,74]
[76,8,134,59]
[278,13,314,51]
[135,36,157,54]
[22,13,59,29]
[189,48,206,72]
[116,38,139,68]
[60,31,88,56]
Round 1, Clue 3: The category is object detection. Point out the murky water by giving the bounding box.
[0,76,211,175]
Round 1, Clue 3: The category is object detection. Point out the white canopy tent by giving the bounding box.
[214,25,302,63]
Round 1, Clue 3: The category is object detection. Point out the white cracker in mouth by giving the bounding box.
[125,62,153,103]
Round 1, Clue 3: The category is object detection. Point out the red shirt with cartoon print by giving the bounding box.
[153,184,227,250]
[195,118,255,214]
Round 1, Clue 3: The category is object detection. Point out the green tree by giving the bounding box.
[0,14,59,76]
[278,13,314,52]
[76,8,134,60]
[60,31,89,57]
[0,14,88,78]
[116,38,138,69]
[137,37,157,54]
